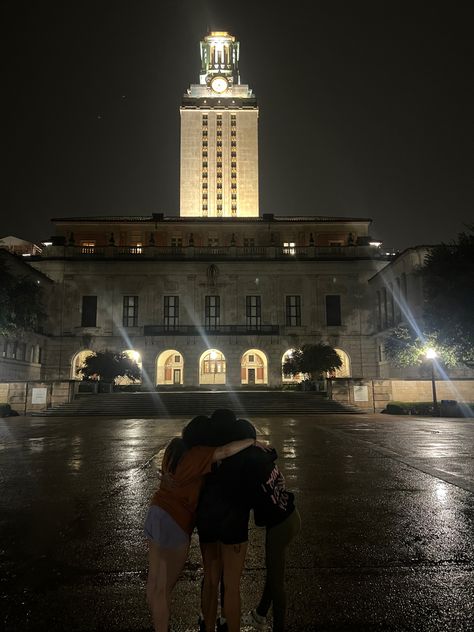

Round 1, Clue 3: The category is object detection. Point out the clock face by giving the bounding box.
[210,76,228,94]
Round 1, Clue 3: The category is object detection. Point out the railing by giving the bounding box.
[143,324,280,336]
[41,245,390,261]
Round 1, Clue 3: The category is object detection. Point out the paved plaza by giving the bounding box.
[1,412,473,631]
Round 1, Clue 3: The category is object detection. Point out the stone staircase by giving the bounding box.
[37,390,362,417]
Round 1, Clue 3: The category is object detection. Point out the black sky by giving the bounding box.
[4,0,474,250]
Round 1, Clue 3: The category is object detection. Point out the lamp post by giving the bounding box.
[425,348,439,416]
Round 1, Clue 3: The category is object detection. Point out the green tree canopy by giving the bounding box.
[420,227,474,366]
[384,325,459,369]
[77,350,141,383]
[0,259,46,336]
[283,343,342,380]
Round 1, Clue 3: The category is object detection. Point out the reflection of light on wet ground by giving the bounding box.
[423,442,455,458]
[283,438,297,459]
[29,437,44,453]
[433,481,449,503]
[68,435,83,472]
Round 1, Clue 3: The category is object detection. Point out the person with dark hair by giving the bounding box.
[144,423,256,632]
[184,409,259,632]
[185,409,299,632]
[241,447,300,632]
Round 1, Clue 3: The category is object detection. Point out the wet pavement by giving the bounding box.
[0,413,473,631]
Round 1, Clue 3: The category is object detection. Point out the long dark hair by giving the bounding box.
[162,438,187,474]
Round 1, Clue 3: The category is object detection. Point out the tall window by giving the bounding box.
[123,296,138,327]
[81,296,97,327]
[325,295,341,326]
[246,296,261,330]
[205,296,220,329]
[164,296,179,330]
[286,296,301,326]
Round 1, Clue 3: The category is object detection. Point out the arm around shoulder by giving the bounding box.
[213,438,255,462]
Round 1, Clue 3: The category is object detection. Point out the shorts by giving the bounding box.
[197,504,250,545]
[144,505,189,549]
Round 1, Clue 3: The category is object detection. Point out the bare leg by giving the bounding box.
[220,542,248,632]
[146,539,190,631]
[200,541,221,631]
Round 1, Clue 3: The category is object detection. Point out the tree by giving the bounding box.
[0,258,46,336]
[77,350,141,383]
[384,325,459,369]
[420,227,474,367]
[283,343,342,380]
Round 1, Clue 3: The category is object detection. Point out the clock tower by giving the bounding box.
[180,31,259,218]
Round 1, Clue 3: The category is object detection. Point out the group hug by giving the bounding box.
[143,409,301,632]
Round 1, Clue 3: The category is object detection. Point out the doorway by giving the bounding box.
[247,368,256,384]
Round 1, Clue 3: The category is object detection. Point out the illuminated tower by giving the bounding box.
[180,31,259,218]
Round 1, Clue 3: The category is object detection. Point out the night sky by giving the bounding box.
[4,0,473,250]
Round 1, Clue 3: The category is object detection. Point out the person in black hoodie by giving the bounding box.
[183,410,300,632]
[241,444,300,632]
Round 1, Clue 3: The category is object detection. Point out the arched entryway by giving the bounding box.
[115,349,142,385]
[281,348,304,383]
[329,348,351,378]
[71,349,94,379]
[156,349,184,385]
[199,349,226,385]
[241,349,268,385]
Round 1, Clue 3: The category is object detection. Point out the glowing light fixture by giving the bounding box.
[425,348,437,359]
[210,351,217,360]
[369,241,382,247]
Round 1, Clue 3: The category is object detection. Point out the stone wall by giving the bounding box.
[330,378,474,413]
[0,381,75,414]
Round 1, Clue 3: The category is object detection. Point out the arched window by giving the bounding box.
[241,349,268,385]
[71,349,95,380]
[156,349,184,385]
[199,349,226,385]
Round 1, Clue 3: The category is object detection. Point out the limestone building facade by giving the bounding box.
[3,30,414,387]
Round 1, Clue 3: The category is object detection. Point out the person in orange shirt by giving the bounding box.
[144,428,256,632]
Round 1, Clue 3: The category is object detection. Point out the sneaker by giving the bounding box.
[242,609,266,631]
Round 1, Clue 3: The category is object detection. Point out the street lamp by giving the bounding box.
[425,348,439,416]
